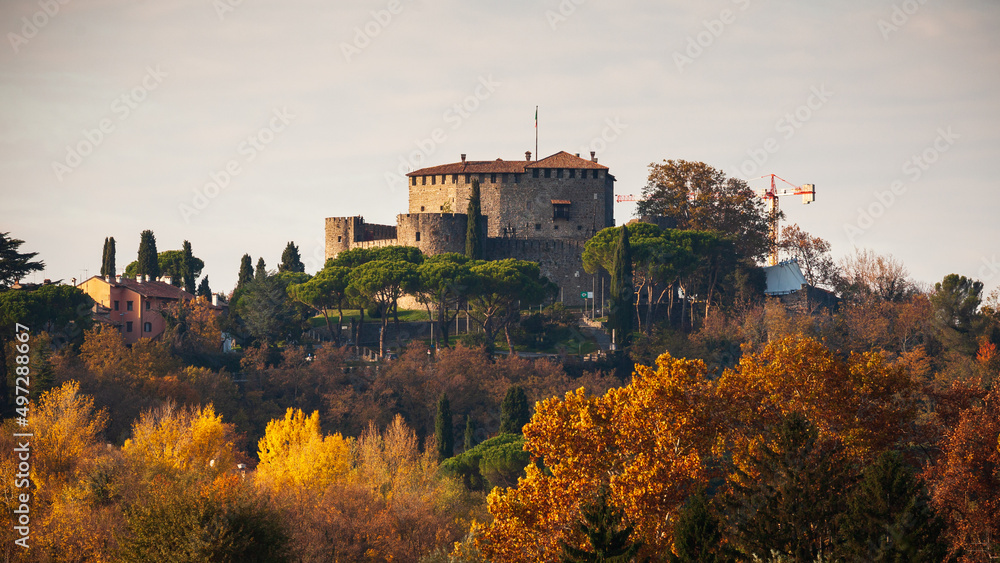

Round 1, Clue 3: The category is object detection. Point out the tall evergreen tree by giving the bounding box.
[435,393,454,461]
[255,257,267,281]
[181,240,197,294]
[101,237,111,277]
[135,230,160,279]
[837,450,948,562]
[500,385,531,434]
[0,232,45,287]
[197,277,212,300]
[464,416,477,451]
[608,225,633,348]
[560,484,644,563]
[465,180,483,259]
[279,241,305,273]
[238,254,253,289]
[671,492,728,563]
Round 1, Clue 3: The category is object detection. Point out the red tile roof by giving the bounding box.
[407,151,608,176]
[83,276,196,300]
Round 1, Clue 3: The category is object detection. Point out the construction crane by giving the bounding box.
[750,174,815,266]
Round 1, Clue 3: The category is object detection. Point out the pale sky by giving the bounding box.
[2,0,998,296]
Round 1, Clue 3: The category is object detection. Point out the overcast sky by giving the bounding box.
[2,0,998,296]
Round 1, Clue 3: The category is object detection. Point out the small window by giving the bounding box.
[577,225,583,230]
[338,235,342,242]
[126,321,133,333]
[465,174,470,183]
[532,169,539,178]
[592,170,599,179]
[554,225,559,230]
[569,169,576,179]
[144,322,152,333]
[420,206,425,212]
[415,232,421,242]
[422,176,427,185]
[502,173,508,183]
[441,175,446,184]
[544,169,551,178]
[445,234,450,242]
[452,174,458,183]
[439,206,444,211]
[127,301,133,311]
[557,169,564,178]
[479,174,485,184]
[411,177,416,186]
[114,300,119,311]
[553,203,571,220]
[145,301,151,310]
[491,173,497,183]
[431,175,436,185]
[514,174,520,183]
[534,223,542,231]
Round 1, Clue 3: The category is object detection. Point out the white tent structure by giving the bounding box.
[763,259,807,296]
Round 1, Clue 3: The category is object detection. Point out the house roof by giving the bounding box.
[81,276,196,300]
[407,151,609,177]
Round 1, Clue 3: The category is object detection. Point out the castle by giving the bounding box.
[325,151,616,306]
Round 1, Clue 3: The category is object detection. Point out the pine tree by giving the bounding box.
[671,492,727,563]
[238,254,253,289]
[560,484,644,563]
[255,257,267,281]
[197,277,211,300]
[609,225,633,349]
[435,393,454,461]
[464,416,477,451]
[838,450,948,562]
[279,241,305,273]
[181,240,196,294]
[500,385,531,434]
[135,230,160,279]
[466,180,483,259]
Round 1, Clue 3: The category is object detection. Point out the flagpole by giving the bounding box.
[534,106,538,161]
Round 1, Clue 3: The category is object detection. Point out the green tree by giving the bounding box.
[441,433,529,491]
[238,254,253,289]
[637,160,772,262]
[347,259,419,357]
[609,225,633,348]
[931,274,984,351]
[466,259,555,354]
[124,250,204,287]
[196,277,211,299]
[466,179,483,260]
[180,240,197,293]
[435,392,454,461]
[135,230,160,279]
[0,232,45,287]
[287,265,350,343]
[464,415,477,451]
[671,492,727,563]
[101,236,116,278]
[255,257,267,280]
[560,485,644,563]
[233,272,306,345]
[500,385,531,434]
[416,253,475,348]
[279,241,305,273]
[838,450,948,562]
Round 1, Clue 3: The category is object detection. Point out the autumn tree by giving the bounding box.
[835,248,914,303]
[29,381,108,492]
[777,223,835,288]
[122,403,239,479]
[255,408,351,492]
[637,160,771,262]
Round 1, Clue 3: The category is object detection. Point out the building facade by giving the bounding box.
[78,275,196,344]
[325,151,616,307]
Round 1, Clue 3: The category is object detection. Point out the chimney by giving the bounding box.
[72,277,77,286]
[116,275,122,283]
[590,151,597,162]
[461,153,466,163]
[212,294,219,307]
[525,151,532,161]
[575,153,580,158]
[162,275,172,285]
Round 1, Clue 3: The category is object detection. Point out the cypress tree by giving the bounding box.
[560,484,643,563]
[464,416,477,451]
[107,237,116,278]
[465,180,483,259]
[435,393,454,461]
[255,257,267,280]
[197,276,211,300]
[101,237,110,277]
[279,241,305,273]
[181,240,196,294]
[500,385,531,434]
[135,230,160,279]
[237,254,253,289]
[609,225,633,348]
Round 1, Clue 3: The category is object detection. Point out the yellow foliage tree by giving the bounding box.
[122,403,237,478]
[30,381,108,492]
[255,408,351,493]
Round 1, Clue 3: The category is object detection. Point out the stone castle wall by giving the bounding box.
[396,213,472,256]
[325,216,398,260]
[484,238,605,307]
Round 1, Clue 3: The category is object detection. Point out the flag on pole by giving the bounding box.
[534,107,538,128]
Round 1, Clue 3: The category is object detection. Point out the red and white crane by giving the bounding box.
[749,174,815,266]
